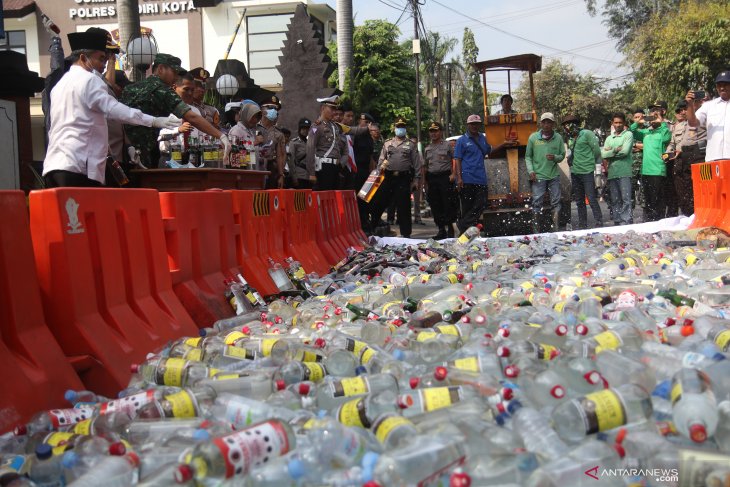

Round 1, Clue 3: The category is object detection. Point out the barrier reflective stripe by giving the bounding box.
[160,191,241,327]
[279,189,331,274]
[0,191,83,432]
[29,189,197,396]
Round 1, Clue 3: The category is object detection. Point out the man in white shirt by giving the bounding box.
[686,70,730,161]
[43,28,178,187]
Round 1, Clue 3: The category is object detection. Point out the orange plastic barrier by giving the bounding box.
[279,189,330,275]
[231,190,286,296]
[314,191,349,265]
[335,190,367,250]
[160,191,242,327]
[30,189,198,396]
[690,160,729,229]
[0,191,84,433]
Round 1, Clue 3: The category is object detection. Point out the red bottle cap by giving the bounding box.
[174,464,194,483]
[501,388,514,400]
[130,364,140,374]
[298,383,311,395]
[397,394,414,409]
[275,379,286,391]
[576,324,588,336]
[681,325,694,337]
[241,326,251,335]
[13,424,27,436]
[409,377,420,389]
[504,365,519,378]
[689,423,708,443]
[314,338,326,348]
[584,371,601,385]
[550,385,565,398]
[555,324,568,336]
[461,316,471,323]
[497,346,510,357]
[497,328,510,338]
[108,442,126,456]
[450,471,472,487]
[434,366,448,381]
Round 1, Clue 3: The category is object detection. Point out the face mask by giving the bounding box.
[395,127,407,137]
[266,109,278,122]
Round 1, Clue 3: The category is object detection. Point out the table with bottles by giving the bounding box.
[8,228,730,486]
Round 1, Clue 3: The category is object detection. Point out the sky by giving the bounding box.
[324,0,631,94]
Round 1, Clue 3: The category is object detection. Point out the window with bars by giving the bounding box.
[0,30,26,56]
[246,13,293,86]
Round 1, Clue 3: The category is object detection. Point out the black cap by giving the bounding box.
[298,117,312,128]
[675,100,688,111]
[716,70,730,83]
[394,116,407,127]
[190,67,210,82]
[650,100,668,110]
[68,28,120,53]
[428,121,443,131]
[562,113,580,125]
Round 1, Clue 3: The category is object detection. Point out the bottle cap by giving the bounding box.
[576,324,588,336]
[35,443,53,460]
[362,451,380,471]
[408,377,420,389]
[198,328,207,337]
[501,388,514,400]
[397,394,414,409]
[497,328,510,338]
[680,324,694,337]
[549,385,565,399]
[108,442,126,456]
[584,371,601,385]
[496,346,510,358]
[507,399,523,414]
[689,423,708,443]
[130,364,140,374]
[175,464,194,483]
[192,429,211,441]
[275,379,286,391]
[64,390,78,403]
[504,365,519,378]
[392,349,406,361]
[433,366,448,381]
[287,459,306,479]
[450,470,472,487]
[298,383,311,395]
[555,324,568,336]
[62,451,79,469]
[355,365,368,376]
[13,424,27,436]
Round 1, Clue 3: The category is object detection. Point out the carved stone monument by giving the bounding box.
[277,4,339,132]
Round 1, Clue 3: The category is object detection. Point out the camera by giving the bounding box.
[694,90,706,100]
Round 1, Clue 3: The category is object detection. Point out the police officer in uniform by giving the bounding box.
[424,121,457,239]
[190,67,220,128]
[256,95,286,188]
[371,117,422,238]
[121,54,230,167]
[668,99,707,216]
[289,118,314,188]
[306,95,370,191]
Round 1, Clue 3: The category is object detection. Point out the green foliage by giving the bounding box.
[327,19,421,137]
[626,1,730,104]
[583,0,683,49]
[461,27,482,113]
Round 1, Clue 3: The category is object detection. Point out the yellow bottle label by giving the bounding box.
[360,347,375,364]
[520,281,534,290]
[381,301,401,316]
[491,288,502,298]
[223,346,249,360]
[537,343,558,361]
[602,252,615,261]
[191,456,208,479]
[670,383,683,405]
[472,261,483,272]
[224,331,247,345]
[163,358,186,386]
[381,285,393,295]
[295,350,322,363]
[453,357,479,372]
[569,276,584,287]
[374,415,413,444]
[447,265,458,272]
[293,267,306,280]
[714,330,730,351]
[457,234,469,244]
[303,363,326,382]
[214,373,239,381]
[166,391,196,418]
[261,338,279,356]
[421,386,461,411]
[45,432,77,456]
[185,348,203,362]
[337,398,369,428]
[184,337,202,347]
[333,376,370,397]
[445,273,459,284]
[421,274,431,283]
[593,331,621,352]
[345,338,368,356]
[581,390,626,434]
[624,257,637,267]
[553,301,566,312]
[435,324,460,336]
[72,419,92,436]
[417,331,439,342]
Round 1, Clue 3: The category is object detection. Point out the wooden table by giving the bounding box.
[131,168,270,191]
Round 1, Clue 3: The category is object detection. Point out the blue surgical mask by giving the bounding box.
[395,127,407,137]
[266,109,278,122]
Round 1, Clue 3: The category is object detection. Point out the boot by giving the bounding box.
[433,226,447,240]
[551,209,560,232]
[446,224,455,238]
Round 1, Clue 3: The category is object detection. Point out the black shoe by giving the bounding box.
[433,232,447,240]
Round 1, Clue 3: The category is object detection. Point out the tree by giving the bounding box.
[461,27,481,112]
[583,0,683,49]
[419,31,457,119]
[327,19,421,135]
[514,59,616,131]
[626,1,730,105]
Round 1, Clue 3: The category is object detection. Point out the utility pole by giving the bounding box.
[336,0,353,93]
[446,64,452,138]
[117,0,141,81]
[412,0,421,150]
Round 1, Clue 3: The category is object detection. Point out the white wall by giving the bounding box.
[201,3,246,74]
[4,13,40,75]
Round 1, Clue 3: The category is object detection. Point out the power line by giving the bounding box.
[429,0,622,65]
[430,0,581,31]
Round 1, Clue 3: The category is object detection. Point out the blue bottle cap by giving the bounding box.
[317,409,328,418]
[192,429,210,441]
[362,451,380,471]
[355,365,368,376]
[713,353,726,361]
[61,451,79,469]
[646,292,655,300]
[494,413,507,426]
[652,380,671,399]
[64,390,78,403]
[506,400,522,415]
[287,459,306,479]
[35,443,53,460]
[392,349,405,361]
[199,328,207,337]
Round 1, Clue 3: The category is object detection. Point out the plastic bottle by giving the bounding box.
[205,393,296,428]
[670,368,718,443]
[28,444,64,487]
[66,452,139,487]
[334,390,400,428]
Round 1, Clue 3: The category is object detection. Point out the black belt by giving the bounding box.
[427,170,451,177]
[385,169,410,177]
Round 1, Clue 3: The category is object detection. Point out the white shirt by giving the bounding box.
[158,105,201,153]
[44,65,154,183]
[695,96,730,161]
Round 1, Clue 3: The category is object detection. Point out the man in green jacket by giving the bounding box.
[526,112,566,232]
[630,107,671,222]
[602,113,635,225]
[563,114,603,229]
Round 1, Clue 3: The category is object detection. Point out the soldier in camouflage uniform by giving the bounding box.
[190,67,221,128]
[120,53,229,167]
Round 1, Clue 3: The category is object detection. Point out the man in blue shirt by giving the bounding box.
[454,114,491,234]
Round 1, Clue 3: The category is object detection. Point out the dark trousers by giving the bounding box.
[372,172,412,237]
[458,183,488,233]
[295,179,313,189]
[674,148,702,216]
[315,163,341,191]
[44,170,103,188]
[571,172,603,228]
[426,172,457,228]
[663,159,678,217]
[353,170,373,233]
[642,175,666,222]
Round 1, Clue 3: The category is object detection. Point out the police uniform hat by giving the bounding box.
[260,95,281,110]
[298,117,312,129]
[190,67,210,82]
[675,100,688,112]
[317,95,340,107]
[153,53,187,74]
[428,121,443,131]
[68,28,120,53]
[394,116,407,127]
[716,70,730,83]
[360,113,374,123]
[650,100,668,110]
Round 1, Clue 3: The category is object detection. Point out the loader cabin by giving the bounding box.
[471,54,542,232]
